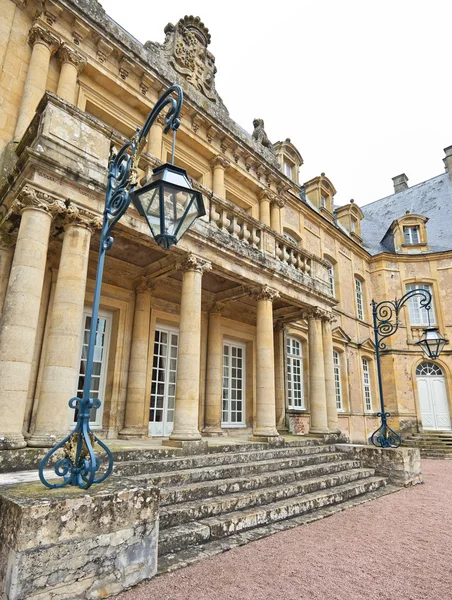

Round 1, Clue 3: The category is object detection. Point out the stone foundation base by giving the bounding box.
[163,439,209,454]
[336,444,423,487]
[0,480,159,599]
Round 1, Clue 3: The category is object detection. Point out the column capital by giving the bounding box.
[209,301,226,314]
[57,43,87,72]
[28,22,60,53]
[64,203,102,232]
[259,189,277,203]
[211,154,230,170]
[176,253,212,274]
[12,186,66,217]
[133,276,155,293]
[270,196,285,209]
[251,285,280,302]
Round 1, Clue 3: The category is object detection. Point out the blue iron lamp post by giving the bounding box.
[39,85,205,489]
[370,289,447,448]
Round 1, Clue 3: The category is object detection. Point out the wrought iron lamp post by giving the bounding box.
[371,289,447,448]
[39,85,205,489]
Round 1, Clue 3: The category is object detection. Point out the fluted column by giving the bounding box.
[322,314,340,432]
[28,206,100,447]
[270,197,284,233]
[308,310,329,434]
[0,238,14,317]
[203,303,224,434]
[253,285,280,439]
[0,187,65,448]
[14,23,60,141]
[168,254,212,442]
[120,277,154,439]
[259,190,274,227]
[212,155,230,198]
[56,43,86,104]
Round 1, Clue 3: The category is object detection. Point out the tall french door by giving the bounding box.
[222,341,246,427]
[149,326,179,437]
[74,308,112,429]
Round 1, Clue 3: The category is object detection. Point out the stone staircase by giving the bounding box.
[403,432,452,458]
[111,438,397,574]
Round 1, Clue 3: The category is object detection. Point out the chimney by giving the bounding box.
[392,173,409,193]
[444,146,452,180]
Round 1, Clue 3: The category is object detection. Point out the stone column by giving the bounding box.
[212,155,230,198]
[167,254,211,443]
[14,23,60,141]
[56,43,86,104]
[308,310,329,434]
[203,303,224,434]
[259,190,273,227]
[0,187,65,449]
[322,314,340,433]
[270,198,284,233]
[120,277,154,439]
[0,237,14,317]
[253,285,280,439]
[28,206,100,447]
[147,114,165,161]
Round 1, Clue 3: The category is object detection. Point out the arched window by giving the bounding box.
[416,362,443,376]
[333,351,343,410]
[362,358,373,412]
[286,337,304,409]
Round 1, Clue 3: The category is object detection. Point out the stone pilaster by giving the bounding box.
[322,313,340,433]
[203,302,225,434]
[270,197,284,233]
[274,321,287,431]
[120,277,154,439]
[0,236,14,317]
[14,23,60,141]
[252,285,280,439]
[211,155,230,198]
[259,189,275,227]
[28,205,101,447]
[0,186,65,449]
[307,309,329,434]
[167,254,212,443]
[56,43,86,104]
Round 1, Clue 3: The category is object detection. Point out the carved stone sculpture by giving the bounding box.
[252,119,275,155]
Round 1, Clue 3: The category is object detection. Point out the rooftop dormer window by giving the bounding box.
[283,160,293,180]
[403,225,420,245]
[320,194,327,209]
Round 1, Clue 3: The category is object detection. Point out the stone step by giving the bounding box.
[113,444,337,477]
[403,440,452,447]
[159,459,362,506]
[158,475,385,556]
[158,484,400,575]
[118,450,344,485]
[159,467,375,531]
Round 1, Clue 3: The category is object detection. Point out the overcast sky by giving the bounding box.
[102,0,451,206]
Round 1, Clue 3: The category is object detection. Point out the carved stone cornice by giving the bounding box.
[57,43,86,71]
[270,197,285,209]
[97,39,113,64]
[12,186,65,217]
[133,276,156,293]
[175,253,212,274]
[251,285,280,302]
[212,155,230,170]
[28,23,60,53]
[64,203,102,232]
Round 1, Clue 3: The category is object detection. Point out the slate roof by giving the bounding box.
[360,172,452,255]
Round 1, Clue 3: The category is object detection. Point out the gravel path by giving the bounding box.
[117,460,452,600]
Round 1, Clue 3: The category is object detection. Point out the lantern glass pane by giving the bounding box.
[141,187,161,236]
[163,187,197,240]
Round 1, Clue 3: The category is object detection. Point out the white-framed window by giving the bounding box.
[403,226,420,245]
[222,341,246,427]
[351,218,357,233]
[355,277,364,321]
[325,260,335,296]
[362,358,372,412]
[283,161,293,179]
[406,283,436,326]
[333,351,343,410]
[320,194,327,209]
[286,337,304,409]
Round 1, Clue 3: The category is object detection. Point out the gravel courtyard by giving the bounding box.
[117,460,452,600]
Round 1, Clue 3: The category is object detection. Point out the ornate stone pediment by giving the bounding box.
[163,15,218,102]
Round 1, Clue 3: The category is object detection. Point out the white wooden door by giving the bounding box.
[222,341,246,427]
[416,362,451,431]
[74,308,112,430]
[149,326,179,437]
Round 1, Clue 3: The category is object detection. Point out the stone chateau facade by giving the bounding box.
[0,0,451,451]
